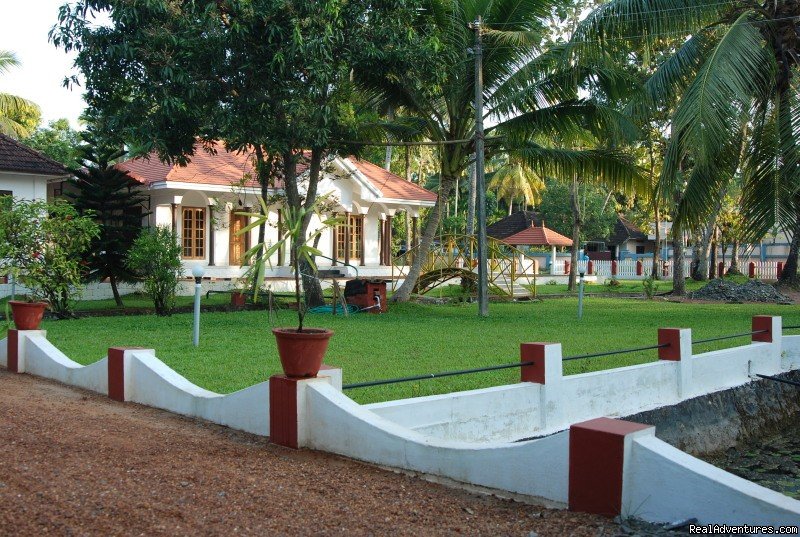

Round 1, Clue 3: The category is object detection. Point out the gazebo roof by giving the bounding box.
[503,225,573,247]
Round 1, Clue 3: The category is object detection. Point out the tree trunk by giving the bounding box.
[651,202,661,279]
[404,147,412,251]
[392,175,454,302]
[728,238,741,274]
[709,232,718,279]
[252,146,270,295]
[568,178,581,291]
[467,162,476,235]
[301,149,325,308]
[110,274,123,307]
[691,226,712,281]
[779,207,800,286]
[672,221,686,295]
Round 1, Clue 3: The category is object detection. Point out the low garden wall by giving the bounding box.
[2,316,799,528]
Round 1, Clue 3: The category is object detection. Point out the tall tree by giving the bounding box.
[575,0,800,287]
[66,130,149,307]
[360,0,643,302]
[24,118,81,169]
[0,51,40,138]
[54,0,425,305]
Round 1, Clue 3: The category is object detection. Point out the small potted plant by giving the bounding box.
[0,197,99,329]
[230,277,249,308]
[238,195,341,377]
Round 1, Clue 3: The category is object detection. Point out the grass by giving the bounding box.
[28,296,798,404]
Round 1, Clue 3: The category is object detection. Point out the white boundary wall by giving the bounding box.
[625,434,800,526]
[3,319,800,527]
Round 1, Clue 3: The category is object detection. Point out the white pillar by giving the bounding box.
[551,245,557,272]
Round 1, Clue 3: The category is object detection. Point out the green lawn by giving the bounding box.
[26,297,798,404]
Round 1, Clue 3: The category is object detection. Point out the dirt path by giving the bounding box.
[0,370,619,536]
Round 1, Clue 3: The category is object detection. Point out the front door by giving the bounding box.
[229,213,250,265]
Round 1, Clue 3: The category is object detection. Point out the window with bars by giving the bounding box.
[182,207,206,259]
[336,214,363,262]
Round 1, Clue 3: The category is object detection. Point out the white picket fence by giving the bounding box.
[550,258,786,281]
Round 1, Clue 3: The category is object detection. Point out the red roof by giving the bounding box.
[348,157,438,203]
[118,142,266,188]
[118,143,437,203]
[503,226,573,247]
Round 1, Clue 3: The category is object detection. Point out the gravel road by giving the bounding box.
[0,370,623,536]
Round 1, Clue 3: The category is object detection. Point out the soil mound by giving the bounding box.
[689,278,792,303]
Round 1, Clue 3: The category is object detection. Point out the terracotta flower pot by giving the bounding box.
[272,327,333,378]
[9,301,48,330]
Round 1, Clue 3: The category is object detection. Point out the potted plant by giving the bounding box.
[238,195,341,377]
[230,277,248,308]
[0,197,99,329]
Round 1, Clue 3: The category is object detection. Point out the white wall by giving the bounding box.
[305,382,570,504]
[0,171,50,201]
[625,434,800,526]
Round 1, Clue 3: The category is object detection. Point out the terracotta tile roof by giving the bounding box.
[117,141,264,188]
[486,211,542,240]
[0,133,70,177]
[118,143,436,203]
[348,157,437,203]
[503,225,573,247]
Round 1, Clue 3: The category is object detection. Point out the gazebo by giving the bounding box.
[502,224,573,271]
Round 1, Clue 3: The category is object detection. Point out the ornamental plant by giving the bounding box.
[238,195,341,332]
[126,226,183,316]
[0,196,100,317]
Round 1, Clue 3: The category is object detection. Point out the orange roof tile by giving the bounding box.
[117,142,264,188]
[118,143,437,204]
[348,157,437,203]
[503,226,573,247]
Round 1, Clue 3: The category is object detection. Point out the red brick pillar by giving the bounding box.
[569,418,655,517]
[587,260,593,275]
[752,315,778,343]
[107,347,147,402]
[5,329,47,373]
[6,329,19,373]
[611,260,617,276]
[718,262,724,277]
[269,375,301,448]
[748,262,755,278]
[777,261,784,279]
[636,260,642,276]
[564,260,570,275]
[658,328,692,397]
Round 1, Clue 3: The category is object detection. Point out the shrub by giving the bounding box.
[642,276,659,299]
[0,197,99,317]
[127,227,183,316]
[604,277,621,288]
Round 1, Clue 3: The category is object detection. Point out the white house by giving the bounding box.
[0,133,70,201]
[114,142,437,282]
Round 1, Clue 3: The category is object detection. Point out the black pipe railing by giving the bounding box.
[783,325,800,330]
[342,361,535,390]
[342,325,778,390]
[756,374,800,388]
[562,343,668,362]
[692,330,767,345]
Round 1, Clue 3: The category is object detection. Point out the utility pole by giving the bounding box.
[472,16,489,317]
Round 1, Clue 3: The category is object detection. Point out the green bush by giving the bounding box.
[0,197,99,317]
[642,276,659,299]
[127,227,183,316]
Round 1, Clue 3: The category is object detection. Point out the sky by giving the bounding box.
[0,1,88,130]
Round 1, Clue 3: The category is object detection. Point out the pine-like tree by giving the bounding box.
[67,131,149,306]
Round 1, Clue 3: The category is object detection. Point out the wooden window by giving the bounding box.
[336,215,363,262]
[229,212,250,266]
[182,207,206,259]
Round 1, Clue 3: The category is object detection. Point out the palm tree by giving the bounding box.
[574,0,800,287]
[0,51,40,138]
[489,157,546,215]
[359,0,644,302]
